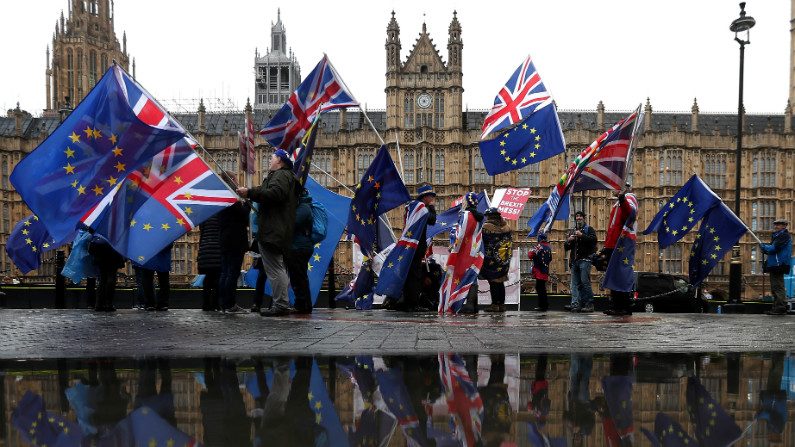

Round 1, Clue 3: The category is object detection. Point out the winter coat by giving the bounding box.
[247,167,298,254]
[563,224,596,266]
[197,215,221,273]
[480,214,513,282]
[761,228,792,274]
[218,201,251,256]
[88,235,125,270]
[528,242,552,281]
[292,192,314,251]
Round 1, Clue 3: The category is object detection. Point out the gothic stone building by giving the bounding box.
[0,10,793,300]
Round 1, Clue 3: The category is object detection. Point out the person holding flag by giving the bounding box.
[598,184,639,316]
[760,219,792,315]
[236,149,298,317]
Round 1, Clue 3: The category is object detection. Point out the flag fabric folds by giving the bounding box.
[686,377,743,446]
[374,201,430,299]
[479,56,564,176]
[641,412,698,447]
[426,192,487,241]
[542,106,641,233]
[10,65,186,242]
[347,146,410,257]
[602,194,639,292]
[293,116,320,187]
[643,174,723,248]
[82,137,238,264]
[120,407,197,447]
[438,354,484,446]
[11,391,82,446]
[601,376,634,440]
[688,202,747,286]
[6,215,70,273]
[374,364,430,446]
[260,54,358,151]
[526,191,569,237]
[309,359,350,447]
[438,210,485,314]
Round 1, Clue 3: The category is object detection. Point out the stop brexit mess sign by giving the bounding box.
[494,188,531,220]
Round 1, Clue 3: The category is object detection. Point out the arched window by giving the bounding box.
[66,48,74,102]
[404,93,414,128]
[752,152,776,188]
[658,149,683,186]
[89,50,97,87]
[433,150,445,184]
[100,53,108,72]
[76,49,84,98]
[703,153,727,189]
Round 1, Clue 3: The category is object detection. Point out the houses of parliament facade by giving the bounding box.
[0,2,794,299]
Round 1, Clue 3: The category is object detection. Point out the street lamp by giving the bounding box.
[727,2,755,311]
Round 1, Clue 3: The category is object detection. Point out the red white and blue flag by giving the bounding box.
[481,55,554,139]
[83,137,237,264]
[438,354,484,447]
[438,210,484,314]
[374,200,430,299]
[260,54,358,151]
[542,105,642,233]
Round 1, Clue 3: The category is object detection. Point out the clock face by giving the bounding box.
[417,93,433,109]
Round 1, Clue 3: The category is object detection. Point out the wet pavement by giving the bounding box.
[1,308,795,358]
[1,352,793,446]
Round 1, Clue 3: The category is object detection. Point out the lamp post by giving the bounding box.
[726,2,755,311]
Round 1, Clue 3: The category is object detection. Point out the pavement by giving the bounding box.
[2,308,794,359]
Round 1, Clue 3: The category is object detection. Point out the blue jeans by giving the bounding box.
[570,259,593,308]
[219,251,245,309]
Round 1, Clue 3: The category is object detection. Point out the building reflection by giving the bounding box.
[0,353,793,446]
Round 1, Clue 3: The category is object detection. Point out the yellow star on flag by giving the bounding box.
[63,163,75,174]
[530,128,537,134]
[92,185,103,196]
[521,157,527,163]
[21,229,28,235]
[161,223,170,230]
[83,126,94,138]
[114,162,126,172]
[499,140,506,147]
[184,207,193,215]
[130,219,137,227]
[77,185,86,195]
[174,176,183,184]
[106,176,117,186]
[307,263,314,271]
[69,131,80,143]
[109,133,118,145]
[143,223,153,231]
[313,253,321,262]
[176,218,185,226]
[112,147,123,157]
[64,147,75,158]
[70,179,79,188]
[25,238,32,245]
[92,128,102,139]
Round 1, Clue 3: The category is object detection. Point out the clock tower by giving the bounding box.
[385,11,463,132]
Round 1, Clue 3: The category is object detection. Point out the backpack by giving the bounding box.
[309,200,328,244]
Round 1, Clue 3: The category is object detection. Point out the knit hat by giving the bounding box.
[273,149,293,169]
[416,183,436,200]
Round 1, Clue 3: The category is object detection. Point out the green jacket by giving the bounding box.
[247,167,298,254]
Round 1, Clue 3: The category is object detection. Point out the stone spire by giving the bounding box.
[386,11,401,72]
[691,98,699,132]
[447,10,462,71]
[644,97,652,132]
[596,100,605,131]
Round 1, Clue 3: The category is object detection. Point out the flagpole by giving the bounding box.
[395,130,405,179]
[621,104,644,186]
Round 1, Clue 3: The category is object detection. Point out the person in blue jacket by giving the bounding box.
[761,218,792,315]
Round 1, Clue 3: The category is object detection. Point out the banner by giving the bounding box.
[491,188,531,221]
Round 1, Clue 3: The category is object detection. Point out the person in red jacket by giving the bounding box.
[600,184,638,316]
[528,233,552,311]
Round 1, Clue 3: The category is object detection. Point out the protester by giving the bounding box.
[600,185,638,316]
[459,192,484,314]
[528,233,552,312]
[392,183,437,311]
[132,244,173,311]
[236,149,298,317]
[286,188,314,314]
[481,207,513,312]
[761,219,792,316]
[563,211,596,312]
[217,195,251,314]
[197,214,222,311]
[88,234,125,312]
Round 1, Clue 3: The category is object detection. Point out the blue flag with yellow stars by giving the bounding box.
[11,390,82,446]
[686,377,743,446]
[6,215,73,273]
[426,192,487,241]
[293,115,320,187]
[347,145,410,256]
[10,65,185,242]
[688,202,747,286]
[643,174,722,248]
[641,412,697,447]
[309,359,351,447]
[478,105,565,176]
[602,376,634,438]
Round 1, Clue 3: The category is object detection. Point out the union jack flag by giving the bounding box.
[438,354,484,447]
[481,55,554,139]
[542,105,642,233]
[83,137,237,263]
[374,200,430,299]
[438,210,484,314]
[260,54,358,151]
[374,365,430,447]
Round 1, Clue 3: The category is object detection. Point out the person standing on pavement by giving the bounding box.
[393,183,437,311]
[133,244,172,311]
[601,185,638,316]
[217,194,251,314]
[528,233,552,311]
[286,188,315,314]
[563,211,596,312]
[481,207,513,312]
[459,192,485,314]
[761,219,792,316]
[236,149,298,317]
[197,214,222,311]
[89,234,125,312]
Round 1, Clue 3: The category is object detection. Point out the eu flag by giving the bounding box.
[309,359,350,447]
[688,202,747,285]
[479,106,565,176]
[11,391,82,447]
[293,116,319,187]
[374,201,430,299]
[686,377,743,446]
[641,412,697,447]
[10,65,185,242]
[426,192,487,241]
[602,234,636,292]
[527,193,569,237]
[347,146,410,256]
[602,376,634,437]
[5,215,72,273]
[643,174,722,248]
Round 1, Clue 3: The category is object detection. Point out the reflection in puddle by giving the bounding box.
[1,353,792,446]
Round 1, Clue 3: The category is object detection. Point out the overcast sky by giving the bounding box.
[1,0,789,115]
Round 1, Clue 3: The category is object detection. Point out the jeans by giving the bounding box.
[570,259,593,308]
[260,243,290,310]
[219,252,245,309]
